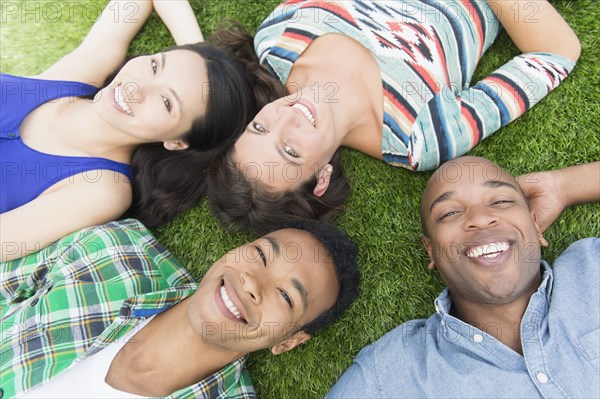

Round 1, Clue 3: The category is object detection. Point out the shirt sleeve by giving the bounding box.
[0,232,64,309]
[410,52,576,171]
[326,344,382,398]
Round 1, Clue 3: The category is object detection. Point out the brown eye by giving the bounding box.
[284,144,299,158]
[442,211,456,219]
[151,59,158,74]
[162,96,172,113]
[252,121,266,133]
[279,289,293,308]
[254,245,266,267]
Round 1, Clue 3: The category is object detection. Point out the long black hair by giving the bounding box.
[125,39,283,227]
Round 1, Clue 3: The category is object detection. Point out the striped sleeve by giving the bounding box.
[410,52,576,171]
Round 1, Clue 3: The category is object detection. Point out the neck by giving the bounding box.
[57,98,139,162]
[106,298,246,397]
[286,35,382,152]
[450,275,542,355]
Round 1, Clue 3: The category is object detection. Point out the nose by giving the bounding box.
[122,78,154,104]
[463,205,498,230]
[240,271,263,304]
[276,105,303,130]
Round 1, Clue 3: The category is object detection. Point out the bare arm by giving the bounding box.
[517,162,600,232]
[154,0,204,44]
[487,0,581,62]
[0,175,131,262]
[39,0,202,84]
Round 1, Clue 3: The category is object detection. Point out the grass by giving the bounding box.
[2,0,599,397]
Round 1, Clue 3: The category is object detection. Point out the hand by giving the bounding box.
[516,170,566,233]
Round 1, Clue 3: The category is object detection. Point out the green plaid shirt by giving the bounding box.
[0,219,255,398]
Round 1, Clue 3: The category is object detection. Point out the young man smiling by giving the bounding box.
[328,157,599,398]
[0,218,359,398]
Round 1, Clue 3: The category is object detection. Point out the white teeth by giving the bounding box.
[114,85,134,116]
[483,252,502,260]
[220,286,242,320]
[292,103,316,127]
[467,242,510,258]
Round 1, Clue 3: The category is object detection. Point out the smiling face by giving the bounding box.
[186,228,339,355]
[94,49,208,148]
[420,157,547,307]
[233,91,340,195]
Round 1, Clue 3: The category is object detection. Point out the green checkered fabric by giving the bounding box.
[0,219,255,398]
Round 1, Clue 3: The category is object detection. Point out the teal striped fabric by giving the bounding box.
[255,0,575,170]
[1,219,255,398]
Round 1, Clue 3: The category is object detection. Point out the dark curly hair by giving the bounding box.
[279,219,360,335]
[206,148,351,236]
[92,23,287,228]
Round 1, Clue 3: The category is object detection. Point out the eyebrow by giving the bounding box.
[429,191,454,213]
[161,53,183,111]
[292,278,309,312]
[428,180,520,213]
[484,180,520,192]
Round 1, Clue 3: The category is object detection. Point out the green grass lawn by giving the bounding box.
[2,1,599,397]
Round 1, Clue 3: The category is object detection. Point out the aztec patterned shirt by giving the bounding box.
[0,219,255,398]
[255,0,576,170]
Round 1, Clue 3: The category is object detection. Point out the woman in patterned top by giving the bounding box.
[206,0,580,235]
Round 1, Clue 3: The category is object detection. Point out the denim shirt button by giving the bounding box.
[473,334,483,343]
[536,372,548,384]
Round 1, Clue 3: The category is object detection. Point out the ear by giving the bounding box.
[163,140,190,151]
[422,236,436,270]
[313,164,333,197]
[531,211,549,247]
[271,331,311,355]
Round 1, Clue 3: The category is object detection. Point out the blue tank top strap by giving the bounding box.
[65,158,133,181]
[0,74,132,213]
[0,74,98,138]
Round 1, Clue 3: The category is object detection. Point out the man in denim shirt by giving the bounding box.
[328,157,599,398]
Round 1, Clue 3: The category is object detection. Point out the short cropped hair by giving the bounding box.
[278,219,360,334]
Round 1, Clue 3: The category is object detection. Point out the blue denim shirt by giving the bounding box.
[328,238,600,398]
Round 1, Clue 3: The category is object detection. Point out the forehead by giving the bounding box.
[231,144,307,192]
[264,229,330,265]
[164,50,208,102]
[423,159,515,207]
[164,49,207,73]
[263,228,337,285]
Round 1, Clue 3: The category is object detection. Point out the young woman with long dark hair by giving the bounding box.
[0,0,276,261]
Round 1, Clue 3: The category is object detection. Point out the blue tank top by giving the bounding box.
[0,74,132,213]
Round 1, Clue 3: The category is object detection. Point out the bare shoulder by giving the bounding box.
[70,170,133,212]
[0,171,132,261]
[40,170,133,215]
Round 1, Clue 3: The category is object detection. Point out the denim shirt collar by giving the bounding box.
[431,261,555,370]
[434,261,554,318]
